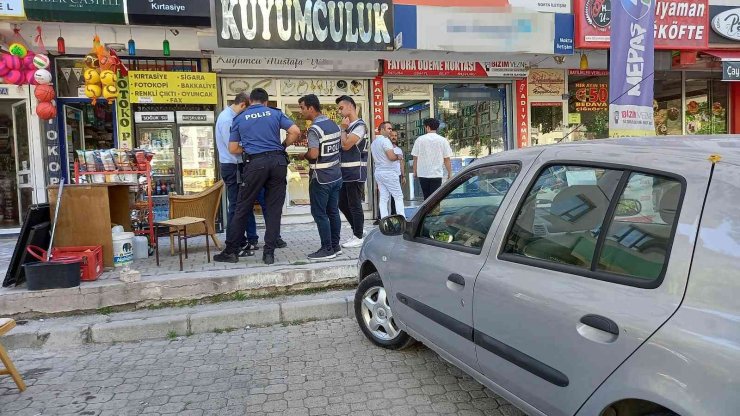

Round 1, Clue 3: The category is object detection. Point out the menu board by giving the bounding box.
[129,71,218,104]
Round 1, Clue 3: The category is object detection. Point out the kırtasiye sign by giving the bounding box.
[609,0,656,137]
[127,0,210,26]
[216,0,394,50]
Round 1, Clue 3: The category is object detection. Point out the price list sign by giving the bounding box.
[129,71,218,105]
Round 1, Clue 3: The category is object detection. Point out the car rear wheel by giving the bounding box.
[355,272,414,350]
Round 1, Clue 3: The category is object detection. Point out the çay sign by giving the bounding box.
[217,0,394,50]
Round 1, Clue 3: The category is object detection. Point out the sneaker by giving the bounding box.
[213,251,238,263]
[263,252,275,265]
[307,248,337,260]
[333,246,343,255]
[342,236,364,248]
[276,238,287,249]
[238,247,255,257]
[244,242,260,250]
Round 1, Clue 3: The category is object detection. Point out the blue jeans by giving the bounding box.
[222,163,277,246]
[309,179,342,251]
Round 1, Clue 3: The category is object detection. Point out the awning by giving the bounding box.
[703,50,740,62]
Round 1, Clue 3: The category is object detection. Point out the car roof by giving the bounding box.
[470,136,740,168]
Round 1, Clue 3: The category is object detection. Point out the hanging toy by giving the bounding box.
[24,70,38,85]
[84,84,102,100]
[23,52,36,70]
[83,68,100,85]
[5,70,23,85]
[33,54,50,69]
[0,61,9,78]
[84,53,99,69]
[30,27,51,70]
[33,69,52,85]
[103,84,118,103]
[100,70,117,86]
[8,43,27,58]
[34,84,55,102]
[36,101,57,120]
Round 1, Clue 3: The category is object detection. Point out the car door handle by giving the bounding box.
[447,274,465,287]
[580,314,619,335]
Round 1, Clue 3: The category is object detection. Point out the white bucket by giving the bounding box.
[112,232,134,267]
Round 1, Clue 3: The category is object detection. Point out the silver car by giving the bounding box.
[354,136,740,416]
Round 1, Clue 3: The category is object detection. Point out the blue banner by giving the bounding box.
[554,14,574,55]
[608,0,656,137]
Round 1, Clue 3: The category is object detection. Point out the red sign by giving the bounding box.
[568,69,610,76]
[515,79,529,149]
[372,77,384,133]
[383,60,529,78]
[573,82,609,112]
[575,0,709,49]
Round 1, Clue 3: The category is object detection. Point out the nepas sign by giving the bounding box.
[216,0,394,51]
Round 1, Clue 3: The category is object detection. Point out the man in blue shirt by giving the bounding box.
[214,88,301,265]
[216,93,285,255]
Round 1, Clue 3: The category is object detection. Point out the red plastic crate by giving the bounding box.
[27,245,104,281]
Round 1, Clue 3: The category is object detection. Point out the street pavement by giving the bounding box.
[0,318,526,416]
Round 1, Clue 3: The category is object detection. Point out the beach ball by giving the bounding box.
[23,53,36,70]
[2,54,21,70]
[33,69,52,85]
[8,43,27,58]
[33,54,50,70]
[83,68,100,85]
[0,62,8,78]
[34,85,56,102]
[24,70,38,85]
[84,84,102,99]
[4,70,23,85]
[100,70,117,86]
[36,101,57,120]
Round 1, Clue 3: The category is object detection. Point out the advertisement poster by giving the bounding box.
[515,79,530,148]
[609,0,656,137]
[128,71,217,105]
[576,0,708,49]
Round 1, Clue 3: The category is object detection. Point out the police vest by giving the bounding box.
[340,119,369,182]
[309,118,342,185]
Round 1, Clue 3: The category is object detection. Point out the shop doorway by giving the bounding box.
[0,99,34,228]
[389,99,431,202]
[62,101,115,180]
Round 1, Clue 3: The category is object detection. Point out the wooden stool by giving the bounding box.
[154,217,211,272]
[0,318,26,392]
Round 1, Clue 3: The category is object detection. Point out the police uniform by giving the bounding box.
[307,115,343,254]
[223,103,294,259]
[338,118,369,240]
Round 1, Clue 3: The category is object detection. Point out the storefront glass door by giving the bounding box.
[64,105,84,178]
[12,101,33,223]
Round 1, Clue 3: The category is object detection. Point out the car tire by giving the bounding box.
[355,272,415,350]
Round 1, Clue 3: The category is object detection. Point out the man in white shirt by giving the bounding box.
[411,118,453,199]
[371,122,405,219]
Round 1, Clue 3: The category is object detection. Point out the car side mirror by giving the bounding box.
[615,199,642,217]
[378,215,407,236]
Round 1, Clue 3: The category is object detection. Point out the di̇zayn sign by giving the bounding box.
[575,0,709,49]
[384,60,529,78]
[216,0,394,51]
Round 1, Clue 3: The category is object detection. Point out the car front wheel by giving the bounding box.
[355,272,414,350]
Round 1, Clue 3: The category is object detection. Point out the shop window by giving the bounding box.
[684,72,728,135]
[567,71,609,140]
[530,102,564,146]
[653,71,683,136]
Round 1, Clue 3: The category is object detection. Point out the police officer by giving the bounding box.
[214,88,301,265]
[297,94,343,260]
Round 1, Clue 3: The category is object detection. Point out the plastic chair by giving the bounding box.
[168,180,224,255]
[0,318,26,392]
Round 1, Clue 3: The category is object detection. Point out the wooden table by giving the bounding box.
[154,217,210,272]
[48,183,133,268]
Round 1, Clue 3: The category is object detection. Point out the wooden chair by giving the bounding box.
[0,318,26,392]
[168,180,224,255]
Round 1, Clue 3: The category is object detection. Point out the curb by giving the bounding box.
[3,292,356,350]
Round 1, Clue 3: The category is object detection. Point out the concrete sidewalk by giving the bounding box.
[1,222,370,318]
[4,289,357,350]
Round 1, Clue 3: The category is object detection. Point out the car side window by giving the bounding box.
[503,165,623,269]
[419,164,520,251]
[597,173,681,281]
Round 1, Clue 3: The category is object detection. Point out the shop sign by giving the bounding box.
[43,120,62,185]
[723,62,740,81]
[128,71,218,105]
[211,56,379,74]
[568,112,582,124]
[575,0,709,49]
[216,0,394,51]
[372,77,384,133]
[510,0,572,13]
[176,111,215,124]
[554,13,575,55]
[384,60,529,78]
[135,112,175,123]
[24,0,125,24]
[608,0,656,137]
[515,79,529,148]
[280,79,366,96]
[116,77,133,150]
[0,0,24,18]
[573,81,609,111]
[528,69,566,97]
[711,7,740,43]
[126,0,210,27]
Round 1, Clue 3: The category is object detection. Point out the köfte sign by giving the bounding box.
[217,0,394,51]
[576,0,709,49]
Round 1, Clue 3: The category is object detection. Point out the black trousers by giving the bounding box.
[419,177,443,200]
[338,181,365,239]
[225,153,287,255]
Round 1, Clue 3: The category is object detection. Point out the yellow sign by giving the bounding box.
[128,71,217,105]
[568,113,581,125]
[116,76,133,150]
